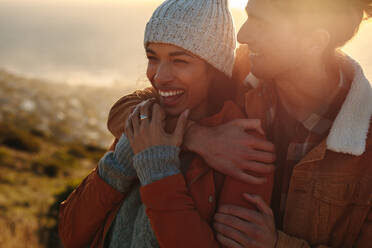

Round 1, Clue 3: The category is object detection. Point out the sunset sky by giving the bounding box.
[1,0,371,86]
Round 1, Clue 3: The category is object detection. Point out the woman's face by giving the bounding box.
[146,43,213,120]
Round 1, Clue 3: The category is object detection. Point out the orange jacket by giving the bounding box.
[59,101,274,248]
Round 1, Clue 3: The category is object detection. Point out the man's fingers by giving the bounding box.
[173,109,190,140]
[218,204,265,226]
[244,136,276,152]
[242,150,276,164]
[234,170,268,184]
[232,119,265,136]
[214,223,252,248]
[240,161,275,174]
[215,213,260,238]
[216,233,243,248]
[243,194,274,217]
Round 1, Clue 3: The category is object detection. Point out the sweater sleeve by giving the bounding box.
[133,145,181,186]
[98,133,136,192]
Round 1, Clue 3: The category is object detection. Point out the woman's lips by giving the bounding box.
[158,89,185,107]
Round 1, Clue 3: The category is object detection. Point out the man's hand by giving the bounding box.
[214,194,278,248]
[184,119,275,184]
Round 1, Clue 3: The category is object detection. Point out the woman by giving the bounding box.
[107,0,372,247]
[58,1,275,247]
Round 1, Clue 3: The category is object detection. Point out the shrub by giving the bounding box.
[0,125,40,153]
[39,181,80,248]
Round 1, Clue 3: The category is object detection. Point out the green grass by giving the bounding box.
[0,125,104,248]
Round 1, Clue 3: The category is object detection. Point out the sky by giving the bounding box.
[0,0,371,87]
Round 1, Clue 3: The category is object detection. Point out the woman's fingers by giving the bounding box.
[139,99,154,126]
[151,103,166,125]
[173,109,190,144]
[130,106,140,135]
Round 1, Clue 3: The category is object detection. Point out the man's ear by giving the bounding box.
[302,28,331,56]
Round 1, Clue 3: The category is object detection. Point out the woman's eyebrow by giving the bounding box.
[169,51,194,57]
[146,48,156,54]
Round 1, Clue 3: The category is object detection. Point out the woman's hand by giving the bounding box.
[125,100,190,154]
[183,119,276,184]
[214,194,278,248]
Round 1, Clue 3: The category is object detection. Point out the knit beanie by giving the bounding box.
[144,0,236,77]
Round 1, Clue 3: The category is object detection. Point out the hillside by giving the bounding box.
[0,70,136,247]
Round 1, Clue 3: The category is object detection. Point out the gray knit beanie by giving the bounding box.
[144,0,236,77]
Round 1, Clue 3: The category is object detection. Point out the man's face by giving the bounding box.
[237,0,305,81]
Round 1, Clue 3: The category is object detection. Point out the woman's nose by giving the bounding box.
[237,21,251,44]
[154,63,173,84]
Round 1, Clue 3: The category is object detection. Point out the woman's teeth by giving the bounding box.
[158,90,184,97]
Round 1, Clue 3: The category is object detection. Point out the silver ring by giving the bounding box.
[139,114,148,121]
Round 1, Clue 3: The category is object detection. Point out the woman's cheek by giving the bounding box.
[146,63,157,81]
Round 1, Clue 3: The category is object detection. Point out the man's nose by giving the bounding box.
[154,63,173,84]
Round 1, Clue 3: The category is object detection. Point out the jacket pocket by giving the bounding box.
[310,177,371,246]
[312,177,371,206]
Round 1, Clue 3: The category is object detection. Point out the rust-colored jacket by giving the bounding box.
[59,101,274,248]
[104,54,372,247]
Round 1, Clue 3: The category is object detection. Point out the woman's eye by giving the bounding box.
[147,56,158,62]
[173,59,188,64]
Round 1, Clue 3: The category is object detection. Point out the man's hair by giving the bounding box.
[272,0,372,49]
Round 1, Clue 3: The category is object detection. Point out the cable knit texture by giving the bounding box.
[144,0,236,77]
[105,145,182,248]
[133,145,181,186]
[107,184,159,248]
[98,133,136,193]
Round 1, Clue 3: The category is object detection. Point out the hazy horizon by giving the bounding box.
[0,0,371,87]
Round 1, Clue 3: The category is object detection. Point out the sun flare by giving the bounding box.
[229,0,248,9]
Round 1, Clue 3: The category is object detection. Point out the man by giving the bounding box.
[108,0,372,247]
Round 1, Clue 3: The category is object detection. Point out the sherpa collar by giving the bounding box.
[327,55,372,156]
[245,55,372,156]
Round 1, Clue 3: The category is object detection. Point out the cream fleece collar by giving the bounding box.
[327,56,372,156]
[245,56,372,156]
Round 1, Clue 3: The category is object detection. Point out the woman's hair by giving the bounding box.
[207,65,237,113]
[273,0,372,50]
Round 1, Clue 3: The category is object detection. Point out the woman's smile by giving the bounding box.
[158,89,186,107]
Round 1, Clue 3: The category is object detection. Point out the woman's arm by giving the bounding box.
[125,103,221,248]
[58,134,136,248]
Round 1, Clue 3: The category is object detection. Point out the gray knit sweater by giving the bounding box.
[98,133,182,248]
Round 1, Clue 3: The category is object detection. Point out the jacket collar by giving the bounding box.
[326,55,372,156]
[245,55,372,156]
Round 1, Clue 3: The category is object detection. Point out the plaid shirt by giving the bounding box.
[261,71,350,228]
